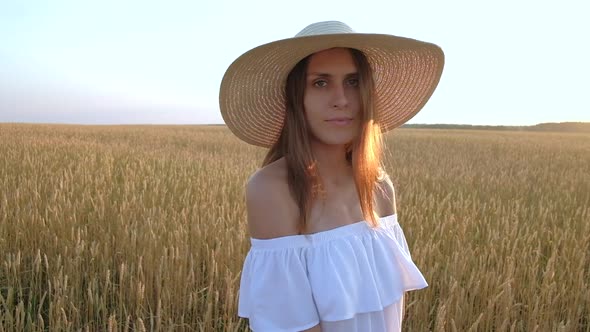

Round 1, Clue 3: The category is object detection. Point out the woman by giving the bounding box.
[219,21,444,332]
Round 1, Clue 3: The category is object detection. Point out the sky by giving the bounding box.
[0,0,588,126]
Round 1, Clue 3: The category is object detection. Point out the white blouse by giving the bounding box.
[238,214,428,332]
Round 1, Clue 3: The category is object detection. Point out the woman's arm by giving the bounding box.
[302,324,321,332]
[401,293,405,320]
[376,174,397,216]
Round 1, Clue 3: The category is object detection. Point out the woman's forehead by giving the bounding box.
[306,48,357,75]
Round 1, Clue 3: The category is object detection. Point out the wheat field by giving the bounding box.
[0,124,588,331]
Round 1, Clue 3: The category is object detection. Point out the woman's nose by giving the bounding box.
[331,83,349,109]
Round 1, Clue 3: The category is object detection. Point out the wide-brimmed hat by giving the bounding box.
[219,21,444,148]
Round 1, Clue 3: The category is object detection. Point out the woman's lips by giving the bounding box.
[326,118,353,126]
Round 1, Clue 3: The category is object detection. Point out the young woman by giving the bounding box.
[219,21,444,332]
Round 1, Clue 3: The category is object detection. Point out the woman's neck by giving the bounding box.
[310,141,353,188]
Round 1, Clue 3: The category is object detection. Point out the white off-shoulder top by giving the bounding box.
[238,214,428,332]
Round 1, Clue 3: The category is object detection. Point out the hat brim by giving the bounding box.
[219,33,445,148]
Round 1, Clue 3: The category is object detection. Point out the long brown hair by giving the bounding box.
[262,48,384,233]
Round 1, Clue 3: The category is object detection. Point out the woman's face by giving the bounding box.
[304,47,361,146]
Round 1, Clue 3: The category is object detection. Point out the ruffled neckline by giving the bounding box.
[250,214,397,250]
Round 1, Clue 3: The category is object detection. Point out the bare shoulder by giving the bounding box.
[245,157,299,239]
[375,172,397,216]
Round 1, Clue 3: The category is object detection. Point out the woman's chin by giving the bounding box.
[310,135,355,147]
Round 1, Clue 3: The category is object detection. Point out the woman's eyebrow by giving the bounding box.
[307,72,358,77]
[307,72,331,77]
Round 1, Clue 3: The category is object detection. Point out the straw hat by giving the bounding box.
[219,21,444,148]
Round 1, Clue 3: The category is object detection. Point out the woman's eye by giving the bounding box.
[313,80,328,87]
[347,78,359,87]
